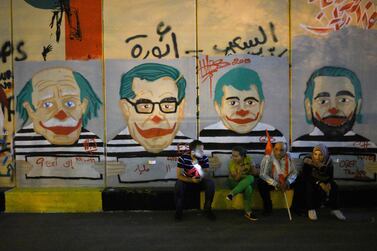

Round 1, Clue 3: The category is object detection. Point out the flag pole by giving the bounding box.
[283,191,292,221]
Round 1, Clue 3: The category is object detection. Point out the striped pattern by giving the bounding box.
[14,124,104,159]
[199,121,286,153]
[107,128,192,159]
[292,128,377,154]
[177,154,209,178]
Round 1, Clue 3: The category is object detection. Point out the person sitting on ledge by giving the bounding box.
[297,144,346,221]
[174,140,216,221]
[258,142,297,216]
[226,146,259,221]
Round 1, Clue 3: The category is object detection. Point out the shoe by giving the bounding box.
[226,193,233,201]
[244,212,258,221]
[331,210,346,220]
[308,210,318,221]
[204,210,216,221]
[174,211,183,221]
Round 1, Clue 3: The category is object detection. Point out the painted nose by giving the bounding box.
[54,110,68,120]
[151,115,162,124]
[328,107,338,115]
[236,109,249,117]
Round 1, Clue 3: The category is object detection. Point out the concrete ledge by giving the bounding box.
[5,188,103,213]
[200,189,294,210]
[102,187,199,211]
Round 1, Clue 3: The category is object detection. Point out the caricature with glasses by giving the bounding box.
[107,63,191,159]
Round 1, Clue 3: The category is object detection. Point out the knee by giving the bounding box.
[243,175,254,183]
[175,180,185,194]
[245,185,252,194]
[205,178,215,191]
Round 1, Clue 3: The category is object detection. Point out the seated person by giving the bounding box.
[174,140,215,221]
[226,146,258,221]
[299,144,346,221]
[258,142,297,215]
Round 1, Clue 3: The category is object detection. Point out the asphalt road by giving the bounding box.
[0,208,376,251]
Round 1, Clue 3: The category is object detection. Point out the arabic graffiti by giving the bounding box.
[212,22,287,57]
[302,0,377,35]
[125,21,179,59]
[199,55,252,97]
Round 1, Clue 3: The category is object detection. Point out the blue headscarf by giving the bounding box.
[313,144,330,165]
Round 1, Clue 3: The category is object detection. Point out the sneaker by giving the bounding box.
[331,210,346,221]
[226,193,233,201]
[204,210,216,221]
[244,212,258,221]
[308,209,318,221]
[174,211,183,221]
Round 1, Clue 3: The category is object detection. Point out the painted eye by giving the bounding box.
[42,102,53,108]
[229,100,239,106]
[338,98,349,103]
[317,99,329,105]
[246,100,255,106]
[65,101,75,108]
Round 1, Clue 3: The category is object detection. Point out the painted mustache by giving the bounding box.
[40,117,82,135]
[135,123,176,138]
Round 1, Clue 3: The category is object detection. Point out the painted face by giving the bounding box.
[305,76,360,136]
[231,150,243,164]
[120,77,185,153]
[273,142,285,160]
[312,149,324,164]
[24,68,88,145]
[215,85,264,134]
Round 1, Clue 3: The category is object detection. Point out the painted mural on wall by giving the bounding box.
[0,0,16,187]
[291,0,377,181]
[199,54,289,177]
[14,61,104,186]
[1,0,376,188]
[106,59,196,186]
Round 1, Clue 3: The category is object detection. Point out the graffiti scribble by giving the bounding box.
[125,21,179,59]
[199,55,252,97]
[302,0,377,35]
[42,44,53,61]
[212,22,287,57]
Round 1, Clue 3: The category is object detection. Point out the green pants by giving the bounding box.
[227,175,254,213]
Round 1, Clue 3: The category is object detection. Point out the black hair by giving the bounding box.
[232,146,247,157]
[189,140,203,151]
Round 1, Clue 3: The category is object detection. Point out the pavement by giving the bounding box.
[0,208,376,251]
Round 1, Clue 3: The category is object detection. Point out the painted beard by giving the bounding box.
[311,108,357,137]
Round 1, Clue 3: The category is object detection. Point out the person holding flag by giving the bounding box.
[258,131,297,216]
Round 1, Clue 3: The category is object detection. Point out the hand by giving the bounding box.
[191,176,201,183]
[209,156,220,169]
[326,183,331,192]
[319,182,330,193]
[279,181,287,192]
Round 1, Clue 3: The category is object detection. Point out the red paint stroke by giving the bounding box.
[302,0,376,35]
[135,123,176,138]
[65,0,102,60]
[226,112,259,124]
[199,55,251,98]
[39,118,82,135]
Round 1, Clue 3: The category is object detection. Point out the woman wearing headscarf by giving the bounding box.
[301,144,346,221]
